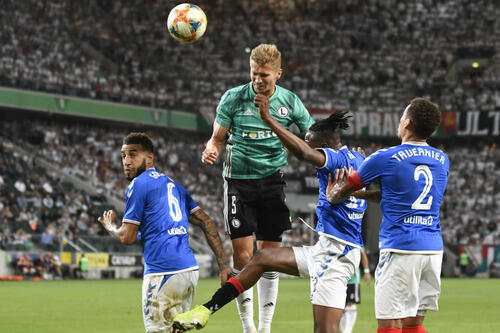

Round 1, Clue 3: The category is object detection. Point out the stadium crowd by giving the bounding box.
[0,136,107,253]
[11,251,64,280]
[1,118,498,258]
[441,143,499,251]
[1,0,499,278]
[1,0,500,114]
[0,118,227,254]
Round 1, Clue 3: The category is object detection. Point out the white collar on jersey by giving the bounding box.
[403,141,429,146]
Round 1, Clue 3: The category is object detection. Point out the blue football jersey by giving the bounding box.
[316,147,366,247]
[122,168,199,276]
[357,142,449,252]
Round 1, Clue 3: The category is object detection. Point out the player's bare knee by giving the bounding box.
[251,249,274,269]
[251,249,265,264]
[233,250,253,267]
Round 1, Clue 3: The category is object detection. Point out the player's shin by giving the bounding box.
[236,288,256,333]
[340,311,346,332]
[203,277,244,313]
[340,304,357,333]
[257,271,279,333]
[233,268,257,333]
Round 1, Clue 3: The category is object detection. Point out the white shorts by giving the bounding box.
[375,251,442,319]
[142,270,199,333]
[293,235,360,309]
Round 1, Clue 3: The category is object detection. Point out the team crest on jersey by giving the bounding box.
[277,106,289,118]
[231,218,241,229]
[149,171,164,179]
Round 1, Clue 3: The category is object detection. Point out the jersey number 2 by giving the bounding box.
[167,183,183,222]
[411,165,433,210]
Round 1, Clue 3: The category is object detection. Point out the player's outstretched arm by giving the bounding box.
[327,152,381,202]
[189,209,232,285]
[255,94,325,167]
[325,168,356,204]
[98,210,138,245]
[352,189,381,202]
[202,122,229,165]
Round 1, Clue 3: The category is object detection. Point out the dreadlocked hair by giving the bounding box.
[309,110,351,133]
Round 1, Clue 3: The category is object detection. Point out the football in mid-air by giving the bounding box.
[167,3,207,43]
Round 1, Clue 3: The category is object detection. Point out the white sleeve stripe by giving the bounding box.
[190,206,201,214]
[122,218,141,225]
[316,148,328,169]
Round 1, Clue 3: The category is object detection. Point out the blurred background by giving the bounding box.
[0,0,498,281]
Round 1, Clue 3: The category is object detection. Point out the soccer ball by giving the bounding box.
[167,3,207,43]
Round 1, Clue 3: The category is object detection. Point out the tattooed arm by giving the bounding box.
[189,209,232,285]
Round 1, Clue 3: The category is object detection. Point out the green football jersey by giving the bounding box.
[215,83,314,179]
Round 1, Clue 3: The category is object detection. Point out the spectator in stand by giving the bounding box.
[42,195,54,209]
[15,253,36,277]
[1,205,14,221]
[43,253,52,277]
[41,226,55,251]
[16,207,29,225]
[46,252,63,279]
[12,229,29,246]
[0,227,13,250]
[33,252,45,278]
[17,194,28,209]
[14,178,26,193]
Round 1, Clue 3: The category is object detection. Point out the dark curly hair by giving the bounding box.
[309,110,351,134]
[406,97,440,139]
[123,132,154,153]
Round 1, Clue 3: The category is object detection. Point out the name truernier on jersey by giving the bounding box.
[391,147,446,165]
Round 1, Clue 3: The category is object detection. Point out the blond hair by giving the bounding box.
[250,44,281,70]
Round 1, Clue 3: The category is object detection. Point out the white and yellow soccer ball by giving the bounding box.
[167,3,207,43]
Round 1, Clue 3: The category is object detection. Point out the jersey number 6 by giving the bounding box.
[167,183,183,222]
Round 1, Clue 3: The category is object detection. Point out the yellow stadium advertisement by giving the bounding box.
[75,253,109,268]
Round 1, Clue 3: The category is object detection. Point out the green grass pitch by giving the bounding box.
[0,278,498,332]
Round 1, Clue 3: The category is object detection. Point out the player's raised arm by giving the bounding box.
[98,210,139,245]
[353,189,381,202]
[188,209,232,285]
[202,122,229,165]
[325,168,357,204]
[255,94,325,167]
[326,167,381,204]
